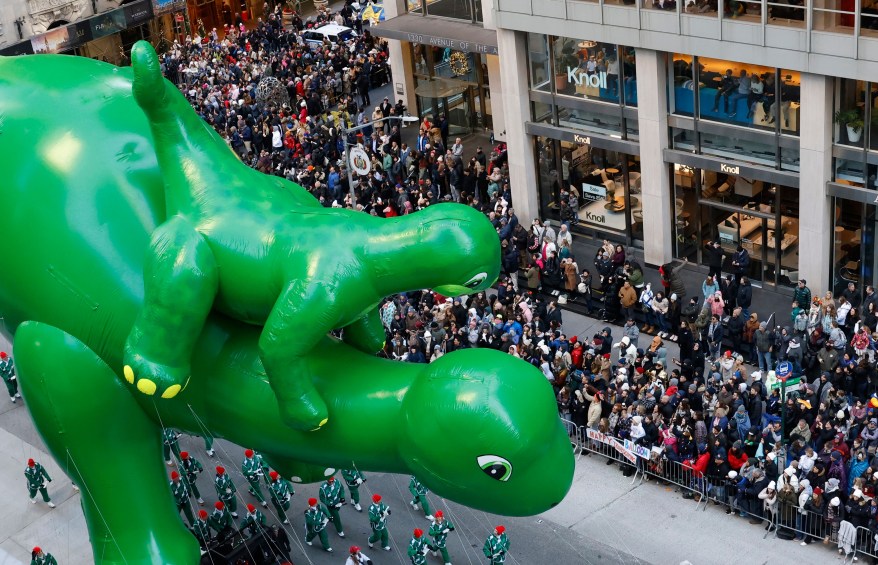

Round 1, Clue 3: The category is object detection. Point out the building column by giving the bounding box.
[496,28,539,223]
[480,0,505,141]
[634,49,673,267]
[798,73,833,291]
[382,0,417,113]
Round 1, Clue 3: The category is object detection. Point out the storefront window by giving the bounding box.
[766,1,806,27]
[672,162,799,288]
[528,33,551,92]
[833,198,867,295]
[834,78,872,147]
[535,136,641,240]
[408,0,482,22]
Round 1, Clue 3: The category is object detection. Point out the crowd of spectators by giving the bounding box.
[161,3,878,557]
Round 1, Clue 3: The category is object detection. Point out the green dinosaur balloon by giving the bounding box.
[0,43,573,565]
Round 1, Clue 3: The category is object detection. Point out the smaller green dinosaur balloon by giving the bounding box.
[122,42,500,431]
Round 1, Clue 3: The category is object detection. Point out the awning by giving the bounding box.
[370,13,498,55]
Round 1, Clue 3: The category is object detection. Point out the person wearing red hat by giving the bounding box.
[367,493,391,551]
[170,470,195,526]
[345,545,372,565]
[240,502,267,538]
[268,469,294,524]
[214,466,238,518]
[341,468,366,511]
[0,351,20,403]
[428,510,455,565]
[304,497,332,552]
[209,500,234,540]
[483,526,510,564]
[407,528,429,565]
[30,546,57,565]
[192,508,212,549]
[408,475,433,520]
[241,449,268,507]
[179,451,204,505]
[24,458,54,508]
[162,427,182,466]
[319,474,346,537]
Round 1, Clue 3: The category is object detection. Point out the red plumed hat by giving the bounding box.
[495,525,506,534]
[413,528,423,538]
[245,449,254,458]
[180,451,189,459]
[269,470,279,481]
[372,494,382,502]
[215,501,225,510]
[199,509,208,518]
[247,504,255,513]
[216,466,225,474]
[308,497,318,506]
[27,459,34,467]
[171,471,180,479]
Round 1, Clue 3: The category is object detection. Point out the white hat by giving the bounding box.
[853,489,863,498]
[837,410,846,419]
[831,497,841,507]
[768,481,776,489]
[621,383,630,391]
[784,466,794,475]
[751,371,762,381]
[728,470,738,479]
[767,370,776,380]
[671,293,678,301]
[767,452,776,461]
[632,416,642,425]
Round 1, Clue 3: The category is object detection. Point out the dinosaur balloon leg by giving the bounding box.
[15,322,200,565]
[122,41,500,432]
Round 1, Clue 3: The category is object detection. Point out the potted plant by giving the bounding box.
[553,40,580,92]
[834,108,865,143]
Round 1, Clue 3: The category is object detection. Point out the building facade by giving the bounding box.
[0,0,267,62]
[376,1,878,294]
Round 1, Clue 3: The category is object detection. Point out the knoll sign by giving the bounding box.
[566,69,608,89]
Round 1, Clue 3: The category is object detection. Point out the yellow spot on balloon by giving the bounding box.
[319,418,328,427]
[162,384,182,399]
[181,376,191,392]
[123,365,134,384]
[137,379,157,395]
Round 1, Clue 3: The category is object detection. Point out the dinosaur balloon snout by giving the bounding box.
[398,349,574,516]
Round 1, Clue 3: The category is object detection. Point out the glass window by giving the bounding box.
[832,198,865,296]
[670,54,696,117]
[407,0,424,13]
[641,0,678,12]
[683,1,719,16]
[865,3,878,35]
[780,145,800,172]
[673,163,698,261]
[813,0,855,34]
[556,100,623,135]
[425,0,477,21]
[671,127,696,152]
[696,57,778,128]
[620,47,637,107]
[551,38,621,104]
[836,78,868,147]
[568,146,633,234]
[527,33,551,92]
[532,101,554,125]
[699,130,777,166]
[767,0,805,27]
[722,1,762,22]
[778,70,801,136]
[625,115,639,140]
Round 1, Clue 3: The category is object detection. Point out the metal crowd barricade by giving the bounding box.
[640,455,709,511]
[559,418,583,460]
[849,524,878,564]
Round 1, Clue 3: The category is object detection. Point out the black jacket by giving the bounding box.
[737,282,753,308]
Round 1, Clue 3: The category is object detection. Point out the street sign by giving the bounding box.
[776,361,793,379]
[348,146,371,176]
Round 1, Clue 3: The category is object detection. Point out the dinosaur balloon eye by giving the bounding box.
[477,455,512,482]
[464,272,488,289]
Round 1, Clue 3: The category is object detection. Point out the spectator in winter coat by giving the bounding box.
[736,277,753,317]
[702,276,720,303]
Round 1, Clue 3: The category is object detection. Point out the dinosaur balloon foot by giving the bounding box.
[122,347,189,399]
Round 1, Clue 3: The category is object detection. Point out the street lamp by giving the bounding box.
[341,114,419,205]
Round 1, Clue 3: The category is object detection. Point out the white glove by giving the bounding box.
[357,478,363,485]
